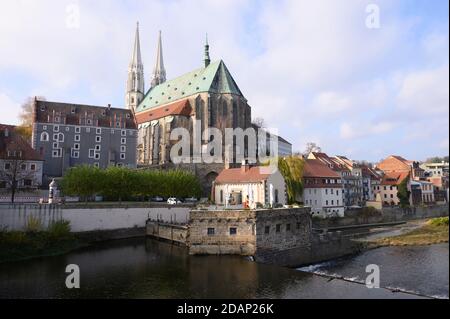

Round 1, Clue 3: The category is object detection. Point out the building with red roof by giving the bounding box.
[303,159,345,218]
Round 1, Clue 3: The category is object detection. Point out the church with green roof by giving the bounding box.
[126,26,253,195]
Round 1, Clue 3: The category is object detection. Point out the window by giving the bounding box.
[229,228,237,236]
[296,222,301,230]
[286,224,291,231]
[331,189,334,194]
[120,153,126,160]
[24,179,32,187]
[65,127,70,132]
[40,132,49,142]
[94,153,100,160]
[220,190,223,203]
[74,135,80,142]
[57,133,64,142]
[331,200,334,205]
[52,149,62,158]
[276,224,281,233]
[71,150,79,158]
[337,200,339,205]
[55,116,60,123]
[87,119,92,125]
[53,142,58,149]
[121,130,126,136]
[95,145,101,151]
[336,190,339,196]
[121,138,126,144]
[96,128,101,135]
[4,163,11,170]
[53,125,59,132]
[325,189,328,195]
[120,145,126,153]
[89,149,95,158]
[75,127,81,133]
[21,164,26,170]
[326,200,329,206]
[95,136,101,143]
[265,226,270,234]
[94,162,100,168]
[86,127,90,133]
[53,134,58,141]
[207,228,215,236]
[43,125,47,130]
[74,143,80,150]
[30,164,36,171]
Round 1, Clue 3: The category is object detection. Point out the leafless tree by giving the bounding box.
[0,152,37,203]
[303,142,322,156]
[252,117,267,129]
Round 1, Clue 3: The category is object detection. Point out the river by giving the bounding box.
[0,238,448,299]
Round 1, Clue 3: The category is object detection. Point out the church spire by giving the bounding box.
[204,33,210,67]
[126,22,145,112]
[151,30,166,88]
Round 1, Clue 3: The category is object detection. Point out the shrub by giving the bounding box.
[25,216,42,233]
[47,220,72,239]
[427,217,449,227]
[3,231,29,245]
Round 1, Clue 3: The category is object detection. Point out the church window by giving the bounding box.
[40,132,49,142]
[232,102,238,127]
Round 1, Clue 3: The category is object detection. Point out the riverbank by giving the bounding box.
[367,217,449,248]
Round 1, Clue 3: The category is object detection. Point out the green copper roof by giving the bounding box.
[136,60,244,112]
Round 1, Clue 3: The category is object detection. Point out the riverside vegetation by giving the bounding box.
[61,165,202,202]
[0,217,83,263]
[370,217,449,247]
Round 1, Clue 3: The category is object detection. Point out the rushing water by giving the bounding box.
[0,238,447,299]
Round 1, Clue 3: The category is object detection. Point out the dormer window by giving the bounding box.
[71,107,76,114]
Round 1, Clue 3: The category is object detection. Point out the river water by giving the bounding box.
[0,238,447,299]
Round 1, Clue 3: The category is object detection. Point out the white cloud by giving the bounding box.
[0,92,20,125]
[340,121,395,140]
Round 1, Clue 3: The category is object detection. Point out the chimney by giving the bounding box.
[241,159,250,173]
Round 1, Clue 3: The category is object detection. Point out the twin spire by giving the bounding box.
[127,22,211,109]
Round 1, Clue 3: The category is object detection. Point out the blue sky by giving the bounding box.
[0,0,448,162]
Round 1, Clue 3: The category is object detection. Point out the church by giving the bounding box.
[125,23,290,196]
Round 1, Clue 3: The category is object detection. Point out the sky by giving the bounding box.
[0,0,448,162]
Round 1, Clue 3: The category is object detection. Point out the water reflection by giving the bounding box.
[0,238,440,299]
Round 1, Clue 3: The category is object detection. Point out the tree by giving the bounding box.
[60,165,103,202]
[17,96,46,142]
[303,142,322,156]
[278,156,304,204]
[0,153,37,203]
[426,156,449,163]
[397,176,411,208]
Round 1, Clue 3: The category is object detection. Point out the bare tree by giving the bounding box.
[0,152,37,203]
[303,142,322,156]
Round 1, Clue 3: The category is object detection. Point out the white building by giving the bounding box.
[420,162,449,178]
[303,159,345,218]
[212,162,286,208]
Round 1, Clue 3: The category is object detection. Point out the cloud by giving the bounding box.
[340,121,395,140]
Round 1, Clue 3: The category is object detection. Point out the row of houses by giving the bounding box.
[209,153,449,219]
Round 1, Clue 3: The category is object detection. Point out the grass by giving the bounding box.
[0,220,85,263]
[370,217,449,247]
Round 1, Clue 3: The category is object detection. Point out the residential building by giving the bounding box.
[212,161,286,208]
[362,166,382,202]
[420,161,449,178]
[379,171,410,206]
[418,180,435,204]
[303,159,345,218]
[0,124,43,190]
[376,155,425,180]
[32,99,138,184]
[307,152,360,207]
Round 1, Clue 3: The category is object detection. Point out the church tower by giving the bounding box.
[150,31,167,88]
[126,22,145,112]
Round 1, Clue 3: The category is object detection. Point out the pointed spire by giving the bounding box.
[151,30,167,88]
[130,22,143,67]
[126,21,145,112]
[204,33,211,67]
